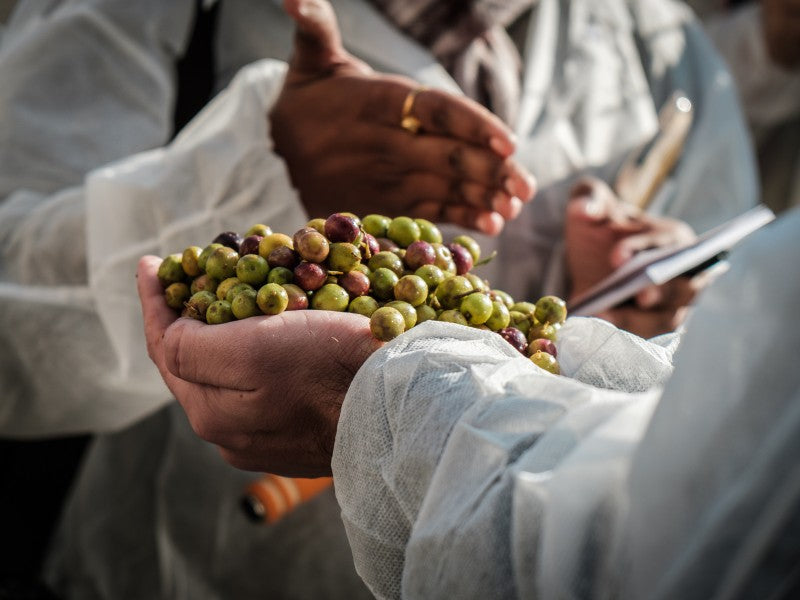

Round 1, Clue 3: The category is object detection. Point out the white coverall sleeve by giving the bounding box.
[332,207,800,599]
[332,317,674,599]
[0,0,302,436]
[85,59,306,431]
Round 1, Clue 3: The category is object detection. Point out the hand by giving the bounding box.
[565,178,702,338]
[271,0,536,236]
[137,255,383,477]
[762,0,800,69]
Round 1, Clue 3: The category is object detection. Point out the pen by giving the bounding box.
[614,92,694,210]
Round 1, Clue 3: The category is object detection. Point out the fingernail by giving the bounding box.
[503,176,517,198]
[491,194,522,220]
[298,0,315,17]
[489,135,510,156]
[523,173,537,200]
[583,191,604,219]
[476,212,494,233]
[507,196,523,219]
[638,286,660,308]
[491,192,505,214]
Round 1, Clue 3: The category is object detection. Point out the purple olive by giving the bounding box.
[267,245,299,270]
[213,231,243,252]
[498,327,528,355]
[282,283,309,311]
[324,213,360,243]
[448,243,474,275]
[339,270,370,298]
[239,234,263,256]
[376,237,399,252]
[363,233,380,257]
[293,262,327,291]
[404,240,436,270]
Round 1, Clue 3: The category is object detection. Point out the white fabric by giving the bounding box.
[333,206,800,599]
[45,402,372,600]
[334,318,670,599]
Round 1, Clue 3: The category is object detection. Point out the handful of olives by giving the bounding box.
[156,213,568,375]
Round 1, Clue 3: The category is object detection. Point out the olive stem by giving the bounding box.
[473,250,497,267]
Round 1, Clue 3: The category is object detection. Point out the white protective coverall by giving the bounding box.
[334,206,800,599]
[0,0,758,597]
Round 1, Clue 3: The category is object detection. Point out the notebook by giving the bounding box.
[568,204,776,317]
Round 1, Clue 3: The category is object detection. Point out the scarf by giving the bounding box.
[367,0,535,125]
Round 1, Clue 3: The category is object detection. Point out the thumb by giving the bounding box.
[284,0,348,74]
[567,178,614,223]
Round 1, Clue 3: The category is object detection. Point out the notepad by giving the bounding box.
[567,205,776,317]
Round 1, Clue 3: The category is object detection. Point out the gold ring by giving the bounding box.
[400,87,425,134]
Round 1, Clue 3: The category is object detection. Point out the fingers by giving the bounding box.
[409,201,503,235]
[634,278,697,310]
[635,263,724,309]
[601,270,714,337]
[161,310,378,390]
[161,316,266,391]
[599,305,690,339]
[394,170,520,217]
[136,257,225,417]
[409,87,518,157]
[400,132,535,201]
[609,219,695,268]
[364,79,518,158]
[443,205,505,236]
[137,256,180,366]
[568,177,644,228]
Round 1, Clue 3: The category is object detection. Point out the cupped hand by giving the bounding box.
[137,255,383,477]
[565,178,702,338]
[271,0,536,236]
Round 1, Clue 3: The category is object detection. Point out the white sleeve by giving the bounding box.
[617,207,800,599]
[85,59,306,432]
[332,318,672,599]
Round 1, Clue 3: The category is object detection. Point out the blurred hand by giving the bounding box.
[762,0,800,68]
[137,255,382,477]
[565,179,703,338]
[271,0,536,236]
